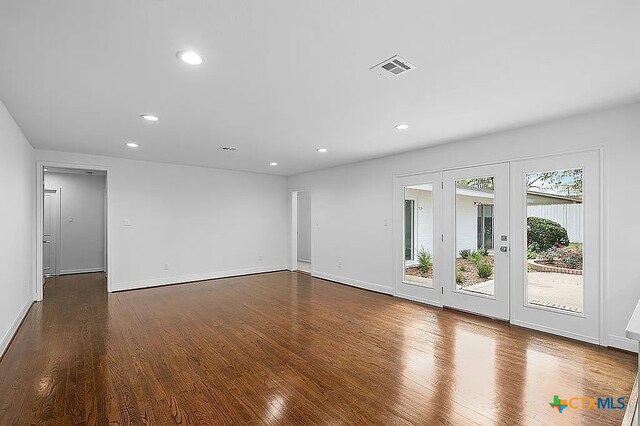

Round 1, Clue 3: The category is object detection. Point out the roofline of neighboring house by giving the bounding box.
[526,190,582,203]
[454,184,582,203]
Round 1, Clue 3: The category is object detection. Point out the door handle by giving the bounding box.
[500,246,508,252]
[43,240,51,244]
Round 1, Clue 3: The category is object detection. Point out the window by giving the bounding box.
[477,204,494,250]
[404,199,415,261]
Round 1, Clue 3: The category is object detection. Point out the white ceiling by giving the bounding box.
[1,1,639,176]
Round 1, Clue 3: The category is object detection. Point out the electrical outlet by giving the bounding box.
[338,261,342,269]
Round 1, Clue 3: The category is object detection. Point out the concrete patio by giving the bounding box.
[464,272,583,313]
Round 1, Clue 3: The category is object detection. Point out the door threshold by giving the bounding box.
[442,306,509,322]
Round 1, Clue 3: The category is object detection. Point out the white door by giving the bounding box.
[394,172,442,305]
[510,151,600,344]
[43,189,59,276]
[442,163,510,319]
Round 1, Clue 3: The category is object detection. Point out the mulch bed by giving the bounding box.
[405,257,495,287]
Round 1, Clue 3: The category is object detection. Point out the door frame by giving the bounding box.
[290,189,313,273]
[35,161,113,300]
[392,147,605,346]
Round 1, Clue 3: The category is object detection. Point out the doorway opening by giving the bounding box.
[291,190,312,274]
[36,163,111,300]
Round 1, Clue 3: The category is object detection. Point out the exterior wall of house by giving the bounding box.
[457,195,495,254]
[405,188,434,261]
[456,195,479,253]
[405,188,494,261]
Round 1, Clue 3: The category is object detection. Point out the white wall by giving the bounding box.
[405,188,434,259]
[44,172,106,274]
[297,191,311,262]
[288,102,640,351]
[0,100,34,356]
[36,150,289,292]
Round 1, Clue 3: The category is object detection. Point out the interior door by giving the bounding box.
[510,151,600,344]
[43,189,59,276]
[442,163,510,319]
[395,172,442,306]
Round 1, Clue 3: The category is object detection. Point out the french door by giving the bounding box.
[510,151,600,343]
[442,163,510,320]
[395,152,600,344]
[394,172,442,306]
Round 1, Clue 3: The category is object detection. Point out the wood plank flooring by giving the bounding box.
[0,271,635,425]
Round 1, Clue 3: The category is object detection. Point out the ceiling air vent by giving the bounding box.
[370,55,417,78]
[219,146,239,152]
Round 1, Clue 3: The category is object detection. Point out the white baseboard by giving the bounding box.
[510,319,600,346]
[58,267,105,275]
[0,298,33,358]
[608,334,639,352]
[312,271,393,295]
[112,265,288,292]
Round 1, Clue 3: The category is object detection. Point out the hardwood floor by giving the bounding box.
[0,272,635,425]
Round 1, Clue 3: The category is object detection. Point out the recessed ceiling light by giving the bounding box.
[316,148,328,153]
[219,146,239,151]
[177,50,205,65]
[140,114,159,122]
[126,142,140,148]
[395,123,409,130]
[269,162,278,166]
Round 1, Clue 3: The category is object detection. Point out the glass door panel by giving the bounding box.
[404,185,434,288]
[526,168,584,314]
[443,163,510,320]
[456,176,496,297]
[395,173,442,306]
[511,151,600,344]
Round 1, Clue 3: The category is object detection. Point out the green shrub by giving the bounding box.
[458,264,467,272]
[478,248,489,256]
[456,271,464,285]
[476,260,493,279]
[417,247,432,275]
[468,250,484,265]
[527,250,538,260]
[528,243,541,254]
[459,249,472,259]
[527,217,569,252]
